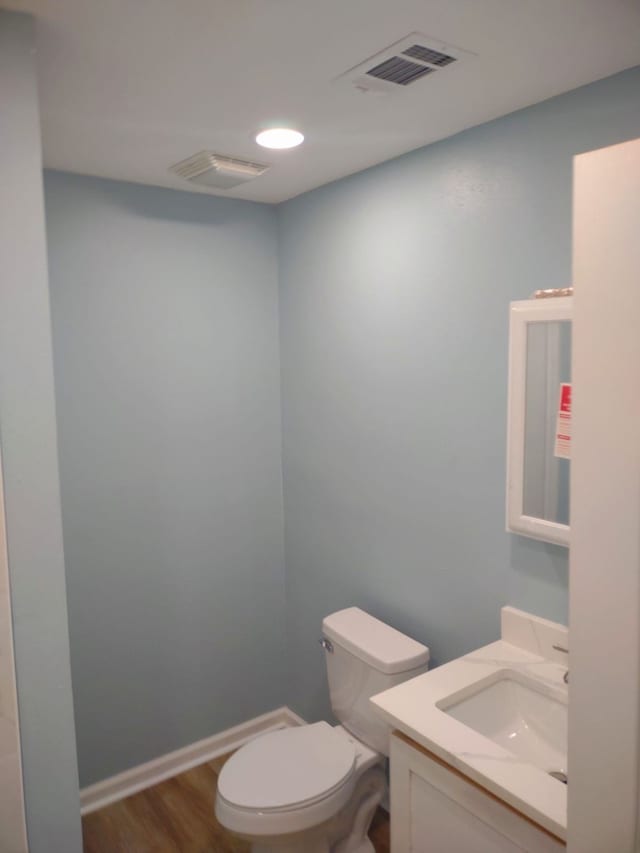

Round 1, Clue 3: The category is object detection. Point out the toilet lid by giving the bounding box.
[218,722,356,811]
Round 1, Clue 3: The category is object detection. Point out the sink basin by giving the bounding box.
[438,670,567,779]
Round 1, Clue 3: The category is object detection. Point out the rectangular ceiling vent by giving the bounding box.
[366,55,436,86]
[169,151,270,190]
[337,32,474,94]
[403,43,457,67]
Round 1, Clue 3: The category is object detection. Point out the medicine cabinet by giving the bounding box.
[506,298,572,547]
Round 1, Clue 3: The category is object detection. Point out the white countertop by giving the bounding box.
[370,607,569,841]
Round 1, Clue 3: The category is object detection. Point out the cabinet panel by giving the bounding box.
[410,773,522,852]
[390,733,565,853]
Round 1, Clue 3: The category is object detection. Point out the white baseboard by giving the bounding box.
[80,706,306,816]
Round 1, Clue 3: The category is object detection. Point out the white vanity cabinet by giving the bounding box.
[390,732,566,853]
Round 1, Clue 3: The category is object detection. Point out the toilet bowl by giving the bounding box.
[215,607,429,853]
[216,723,384,852]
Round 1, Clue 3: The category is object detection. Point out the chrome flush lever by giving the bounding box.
[552,644,570,684]
[318,637,334,653]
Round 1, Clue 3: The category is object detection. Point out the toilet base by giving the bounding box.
[253,841,373,853]
[244,767,386,853]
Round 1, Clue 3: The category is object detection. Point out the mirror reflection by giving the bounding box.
[523,321,571,526]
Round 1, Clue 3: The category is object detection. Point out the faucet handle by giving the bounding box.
[552,645,570,684]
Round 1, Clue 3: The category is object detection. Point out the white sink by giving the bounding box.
[438,670,568,780]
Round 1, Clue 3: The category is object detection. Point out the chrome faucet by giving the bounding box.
[553,644,569,684]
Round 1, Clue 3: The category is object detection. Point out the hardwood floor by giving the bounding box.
[82,752,390,852]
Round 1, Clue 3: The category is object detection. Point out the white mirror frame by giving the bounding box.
[506,297,573,547]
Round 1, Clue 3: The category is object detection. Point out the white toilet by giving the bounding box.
[215,607,429,853]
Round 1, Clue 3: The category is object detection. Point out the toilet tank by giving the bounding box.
[321,607,429,755]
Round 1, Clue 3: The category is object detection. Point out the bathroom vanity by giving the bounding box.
[371,608,568,852]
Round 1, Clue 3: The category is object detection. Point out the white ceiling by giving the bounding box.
[5,0,640,203]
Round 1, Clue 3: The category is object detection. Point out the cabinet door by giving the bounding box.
[407,773,523,852]
[390,734,565,853]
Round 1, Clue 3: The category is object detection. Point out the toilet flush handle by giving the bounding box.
[319,637,334,653]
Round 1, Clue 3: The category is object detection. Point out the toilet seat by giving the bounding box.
[215,722,358,836]
[219,722,356,811]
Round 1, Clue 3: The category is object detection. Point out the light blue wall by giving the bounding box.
[278,67,640,722]
[44,172,287,786]
[0,13,82,851]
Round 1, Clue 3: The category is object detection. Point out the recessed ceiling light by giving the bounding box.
[255,128,304,150]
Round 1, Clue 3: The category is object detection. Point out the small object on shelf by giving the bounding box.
[533,287,574,299]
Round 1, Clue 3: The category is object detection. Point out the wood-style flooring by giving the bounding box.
[82,751,390,853]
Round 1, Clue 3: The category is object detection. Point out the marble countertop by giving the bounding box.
[370,607,569,841]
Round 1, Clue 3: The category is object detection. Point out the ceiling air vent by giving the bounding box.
[337,32,474,94]
[169,151,270,189]
[402,43,456,67]
[366,56,435,86]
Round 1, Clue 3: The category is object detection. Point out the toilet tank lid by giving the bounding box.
[322,607,429,674]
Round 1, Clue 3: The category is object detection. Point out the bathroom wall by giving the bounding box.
[0,12,82,852]
[44,172,287,786]
[278,67,640,721]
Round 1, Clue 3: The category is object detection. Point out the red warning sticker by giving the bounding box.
[554,383,572,459]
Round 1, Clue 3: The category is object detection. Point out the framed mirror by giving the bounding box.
[506,297,572,546]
